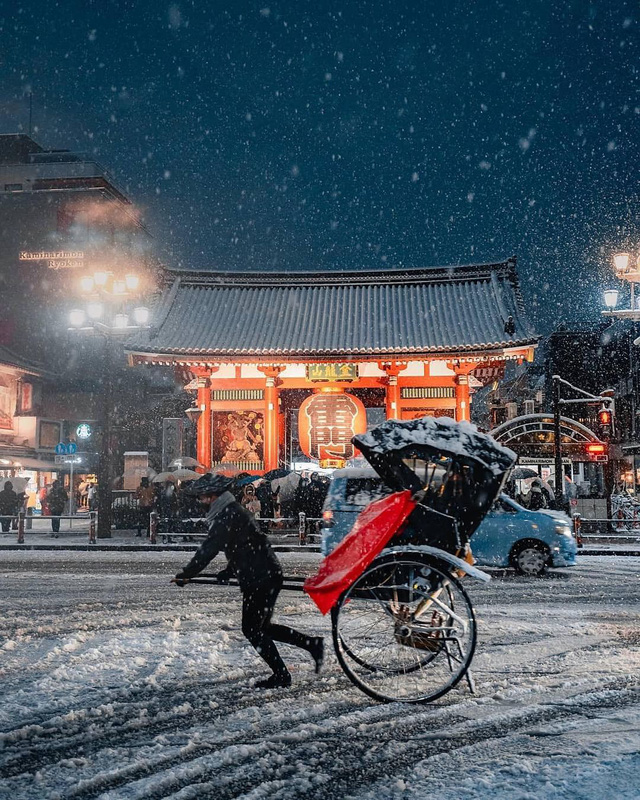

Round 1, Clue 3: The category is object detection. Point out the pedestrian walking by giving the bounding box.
[173,473,324,689]
[0,480,19,533]
[47,480,68,536]
[135,477,154,536]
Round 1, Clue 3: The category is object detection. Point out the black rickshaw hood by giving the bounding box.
[352,417,517,494]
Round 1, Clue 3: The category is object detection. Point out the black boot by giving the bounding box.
[255,671,292,689]
[309,637,324,674]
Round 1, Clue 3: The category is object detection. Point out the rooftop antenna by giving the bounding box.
[28,92,33,136]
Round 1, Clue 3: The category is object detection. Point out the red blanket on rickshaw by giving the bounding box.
[304,490,417,615]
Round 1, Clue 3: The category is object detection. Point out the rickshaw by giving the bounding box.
[193,417,516,705]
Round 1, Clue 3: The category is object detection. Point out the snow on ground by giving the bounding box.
[0,550,639,799]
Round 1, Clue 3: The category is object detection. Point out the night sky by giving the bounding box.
[1,1,638,332]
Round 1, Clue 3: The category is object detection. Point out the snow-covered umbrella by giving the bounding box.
[2,476,29,493]
[511,467,539,480]
[171,468,201,481]
[152,472,177,483]
[169,457,205,470]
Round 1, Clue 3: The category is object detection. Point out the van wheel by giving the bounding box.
[511,540,549,576]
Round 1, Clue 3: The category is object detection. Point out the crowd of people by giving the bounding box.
[138,472,331,533]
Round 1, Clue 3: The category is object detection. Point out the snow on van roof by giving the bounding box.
[331,468,379,479]
[353,416,516,477]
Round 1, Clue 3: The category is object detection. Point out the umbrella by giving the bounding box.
[152,472,177,483]
[263,468,290,481]
[2,476,29,493]
[214,463,243,476]
[235,474,262,487]
[511,467,539,481]
[172,468,201,481]
[169,457,205,470]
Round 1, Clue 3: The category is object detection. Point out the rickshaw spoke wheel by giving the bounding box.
[331,554,476,704]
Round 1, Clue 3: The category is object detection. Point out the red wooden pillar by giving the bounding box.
[454,373,471,422]
[196,376,212,469]
[258,366,285,471]
[379,361,407,420]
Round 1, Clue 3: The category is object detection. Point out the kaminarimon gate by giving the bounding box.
[127,258,537,474]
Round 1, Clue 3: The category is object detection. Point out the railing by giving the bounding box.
[572,513,640,541]
[14,511,97,544]
[149,512,323,547]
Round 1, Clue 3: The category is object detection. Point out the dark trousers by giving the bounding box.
[0,517,11,533]
[51,516,61,533]
[138,506,152,534]
[241,575,313,676]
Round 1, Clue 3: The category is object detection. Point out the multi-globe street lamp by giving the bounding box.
[69,269,150,539]
[602,252,640,322]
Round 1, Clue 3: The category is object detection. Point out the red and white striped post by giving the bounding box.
[298,511,307,546]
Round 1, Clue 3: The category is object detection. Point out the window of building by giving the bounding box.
[4,183,23,192]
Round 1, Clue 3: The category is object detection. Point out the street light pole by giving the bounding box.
[68,268,151,540]
[96,335,114,539]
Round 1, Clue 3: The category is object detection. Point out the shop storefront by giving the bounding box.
[127,259,537,473]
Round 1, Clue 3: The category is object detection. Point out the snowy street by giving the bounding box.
[1,551,639,799]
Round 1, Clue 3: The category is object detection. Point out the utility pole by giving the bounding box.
[552,375,614,516]
[553,376,563,507]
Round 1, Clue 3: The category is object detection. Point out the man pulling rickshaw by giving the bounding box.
[173,416,516,702]
[173,473,324,689]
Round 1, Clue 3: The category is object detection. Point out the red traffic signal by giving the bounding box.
[598,408,612,426]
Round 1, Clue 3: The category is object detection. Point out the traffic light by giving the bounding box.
[597,404,613,438]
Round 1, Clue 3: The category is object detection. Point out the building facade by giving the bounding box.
[127,258,537,473]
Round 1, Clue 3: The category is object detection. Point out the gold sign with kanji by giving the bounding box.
[306,363,359,382]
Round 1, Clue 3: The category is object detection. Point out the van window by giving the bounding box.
[344,477,391,506]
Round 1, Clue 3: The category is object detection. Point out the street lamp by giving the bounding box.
[68,269,151,538]
[603,289,619,309]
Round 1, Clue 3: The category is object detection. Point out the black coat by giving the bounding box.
[179,500,282,589]
[0,487,18,515]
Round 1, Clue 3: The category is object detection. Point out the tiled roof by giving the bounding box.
[0,345,44,375]
[127,258,537,359]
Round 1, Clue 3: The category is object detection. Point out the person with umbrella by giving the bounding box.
[173,473,324,689]
[0,480,19,532]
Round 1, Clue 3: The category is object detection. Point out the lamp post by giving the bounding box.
[601,251,640,497]
[69,269,150,539]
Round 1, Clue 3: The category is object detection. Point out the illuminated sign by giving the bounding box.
[306,363,359,382]
[298,391,367,466]
[76,423,93,440]
[19,251,85,270]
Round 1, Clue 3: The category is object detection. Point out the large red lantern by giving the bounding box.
[298,389,367,467]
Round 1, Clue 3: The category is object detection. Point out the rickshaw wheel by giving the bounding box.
[331,552,476,704]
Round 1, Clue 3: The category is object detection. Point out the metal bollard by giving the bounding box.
[150,511,158,544]
[298,511,307,546]
[26,506,33,530]
[89,511,96,544]
[17,511,25,544]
